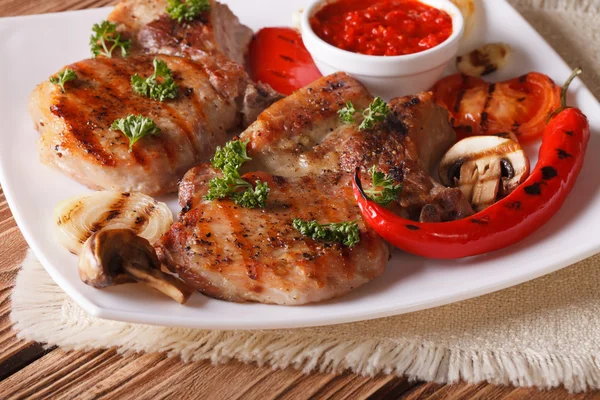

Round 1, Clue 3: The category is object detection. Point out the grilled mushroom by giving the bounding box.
[439,136,530,211]
[79,229,194,304]
[456,43,511,77]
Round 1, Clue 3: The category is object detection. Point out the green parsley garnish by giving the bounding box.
[166,0,210,23]
[110,115,161,151]
[364,166,402,206]
[338,101,357,124]
[90,21,131,58]
[211,140,252,171]
[49,68,77,92]
[292,219,361,247]
[339,97,391,131]
[203,140,270,209]
[359,97,391,130]
[131,58,179,102]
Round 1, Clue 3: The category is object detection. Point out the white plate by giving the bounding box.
[1,0,599,330]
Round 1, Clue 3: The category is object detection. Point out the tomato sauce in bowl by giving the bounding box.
[310,0,453,56]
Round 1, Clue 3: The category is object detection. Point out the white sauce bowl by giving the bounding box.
[301,0,465,99]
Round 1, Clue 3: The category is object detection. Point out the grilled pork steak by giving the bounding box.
[241,73,474,222]
[30,55,268,196]
[157,170,389,305]
[109,0,253,66]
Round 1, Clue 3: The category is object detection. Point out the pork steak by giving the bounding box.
[158,170,389,305]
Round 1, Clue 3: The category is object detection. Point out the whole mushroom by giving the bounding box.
[79,229,194,304]
[438,135,530,212]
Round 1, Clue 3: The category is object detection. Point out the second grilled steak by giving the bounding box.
[30,55,273,196]
[241,73,474,222]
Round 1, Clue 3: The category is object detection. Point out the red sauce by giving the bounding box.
[311,0,453,56]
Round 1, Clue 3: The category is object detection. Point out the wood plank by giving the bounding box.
[0,189,51,381]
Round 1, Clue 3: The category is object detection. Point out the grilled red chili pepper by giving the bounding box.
[432,72,561,143]
[248,27,322,95]
[354,69,590,259]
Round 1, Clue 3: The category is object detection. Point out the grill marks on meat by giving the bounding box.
[109,0,253,66]
[240,73,374,177]
[158,170,389,304]
[158,73,473,305]
[241,73,474,222]
[30,55,249,195]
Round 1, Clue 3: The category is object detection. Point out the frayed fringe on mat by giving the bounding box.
[10,252,600,393]
[511,0,600,13]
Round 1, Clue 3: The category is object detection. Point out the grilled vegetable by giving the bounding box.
[248,27,322,95]
[53,191,172,255]
[354,68,590,259]
[432,72,561,143]
[456,43,511,77]
[439,136,529,211]
[79,229,193,304]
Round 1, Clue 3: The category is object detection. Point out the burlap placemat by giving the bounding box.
[10,0,600,393]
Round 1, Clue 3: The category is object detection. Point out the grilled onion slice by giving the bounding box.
[54,191,173,255]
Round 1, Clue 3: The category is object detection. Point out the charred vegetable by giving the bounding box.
[456,43,511,77]
[79,229,193,304]
[54,191,172,255]
[432,72,561,143]
[439,136,529,211]
[248,27,322,95]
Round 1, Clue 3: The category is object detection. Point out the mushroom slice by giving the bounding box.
[456,43,512,77]
[79,229,194,304]
[54,191,173,255]
[439,136,530,212]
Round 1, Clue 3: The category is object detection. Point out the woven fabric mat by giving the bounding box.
[10,0,600,393]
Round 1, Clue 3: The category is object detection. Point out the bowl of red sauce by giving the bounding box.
[301,0,464,98]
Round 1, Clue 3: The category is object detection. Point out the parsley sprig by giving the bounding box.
[90,21,131,58]
[110,115,161,151]
[364,166,402,206]
[338,101,357,124]
[131,58,179,102]
[167,0,210,23]
[49,68,77,92]
[211,140,252,171]
[204,140,270,209]
[292,219,361,247]
[339,97,391,130]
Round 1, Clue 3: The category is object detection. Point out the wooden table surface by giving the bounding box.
[1,1,600,399]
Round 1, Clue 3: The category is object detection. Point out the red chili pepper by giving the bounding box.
[432,72,561,143]
[248,27,322,96]
[353,69,590,259]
